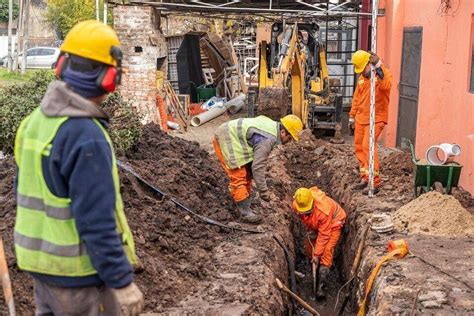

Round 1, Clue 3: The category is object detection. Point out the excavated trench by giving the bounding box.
[1,125,472,315]
[273,130,474,315]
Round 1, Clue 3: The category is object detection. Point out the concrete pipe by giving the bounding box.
[425,143,461,165]
[225,93,246,114]
[191,105,227,127]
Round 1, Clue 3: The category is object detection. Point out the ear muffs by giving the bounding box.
[55,54,69,79]
[95,46,123,93]
[96,66,118,93]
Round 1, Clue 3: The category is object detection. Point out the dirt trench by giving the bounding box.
[0,125,295,315]
[1,125,473,315]
[274,130,474,315]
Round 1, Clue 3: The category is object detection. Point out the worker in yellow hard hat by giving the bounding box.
[292,187,346,299]
[14,20,144,315]
[213,114,303,224]
[349,50,392,194]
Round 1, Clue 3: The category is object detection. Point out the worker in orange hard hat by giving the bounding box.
[292,187,346,299]
[349,50,392,194]
[214,115,303,224]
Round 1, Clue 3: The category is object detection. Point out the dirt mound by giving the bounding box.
[257,87,289,120]
[0,124,236,313]
[393,191,474,236]
[381,150,413,177]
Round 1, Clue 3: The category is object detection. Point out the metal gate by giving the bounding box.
[396,27,423,148]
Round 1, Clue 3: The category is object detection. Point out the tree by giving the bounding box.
[45,0,113,39]
[0,0,19,22]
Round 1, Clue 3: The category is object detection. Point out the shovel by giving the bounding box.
[275,278,320,316]
[0,236,15,315]
[312,259,319,300]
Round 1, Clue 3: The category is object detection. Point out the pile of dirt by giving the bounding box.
[0,157,36,313]
[393,191,474,236]
[0,124,237,313]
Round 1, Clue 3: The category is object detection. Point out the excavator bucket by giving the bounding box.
[257,87,289,120]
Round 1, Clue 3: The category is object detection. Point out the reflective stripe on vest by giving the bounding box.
[14,107,136,277]
[216,116,279,169]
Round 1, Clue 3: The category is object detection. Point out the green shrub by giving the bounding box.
[0,71,143,155]
[101,93,143,156]
[0,71,55,153]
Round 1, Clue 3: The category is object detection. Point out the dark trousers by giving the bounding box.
[34,278,120,316]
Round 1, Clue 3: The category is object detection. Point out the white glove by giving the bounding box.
[348,117,355,130]
[112,282,144,316]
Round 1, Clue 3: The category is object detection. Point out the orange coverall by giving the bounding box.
[349,64,392,187]
[292,187,346,267]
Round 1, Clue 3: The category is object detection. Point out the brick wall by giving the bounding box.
[113,5,167,124]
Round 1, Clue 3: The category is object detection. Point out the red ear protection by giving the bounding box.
[96,67,118,93]
[55,54,68,79]
[55,46,122,93]
[96,46,122,93]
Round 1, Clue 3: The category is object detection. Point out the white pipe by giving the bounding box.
[167,121,180,130]
[426,143,461,165]
[191,105,227,127]
[225,93,246,114]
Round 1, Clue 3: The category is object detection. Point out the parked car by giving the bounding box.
[18,47,60,69]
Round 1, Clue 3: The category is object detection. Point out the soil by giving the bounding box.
[267,129,473,315]
[0,124,293,315]
[392,191,474,237]
[257,87,289,120]
[1,123,473,315]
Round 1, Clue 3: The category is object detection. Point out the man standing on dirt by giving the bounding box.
[213,114,303,224]
[349,50,392,194]
[292,186,346,299]
[14,21,143,315]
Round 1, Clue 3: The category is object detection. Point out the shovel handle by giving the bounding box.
[0,237,15,316]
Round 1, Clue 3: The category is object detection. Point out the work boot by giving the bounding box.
[353,180,368,190]
[316,265,331,299]
[236,199,262,224]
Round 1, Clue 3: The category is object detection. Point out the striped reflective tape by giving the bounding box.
[17,194,72,220]
[15,231,87,257]
[236,119,251,161]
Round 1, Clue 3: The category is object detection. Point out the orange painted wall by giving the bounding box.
[377,0,474,193]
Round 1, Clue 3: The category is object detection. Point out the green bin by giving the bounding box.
[197,85,216,102]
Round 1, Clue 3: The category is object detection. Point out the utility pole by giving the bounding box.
[21,0,30,74]
[7,0,13,72]
[13,0,24,72]
[103,0,107,24]
[96,0,100,20]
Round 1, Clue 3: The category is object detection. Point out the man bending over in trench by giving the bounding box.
[292,186,346,298]
[213,114,303,224]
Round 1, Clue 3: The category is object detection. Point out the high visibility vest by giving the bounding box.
[216,116,279,169]
[14,107,136,277]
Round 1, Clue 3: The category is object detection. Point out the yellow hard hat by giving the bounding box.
[60,20,121,66]
[352,50,371,74]
[280,114,303,141]
[294,188,314,213]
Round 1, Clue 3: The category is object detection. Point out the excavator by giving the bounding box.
[248,22,343,137]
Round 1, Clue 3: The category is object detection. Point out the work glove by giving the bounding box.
[259,190,271,202]
[348,117,355,131]
[112,282,144,316]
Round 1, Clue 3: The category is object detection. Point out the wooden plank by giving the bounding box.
[164,81,188,131]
